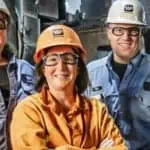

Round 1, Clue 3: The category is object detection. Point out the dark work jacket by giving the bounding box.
[0,47,36,150]
[86,51,150,150]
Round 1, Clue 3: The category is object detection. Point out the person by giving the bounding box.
[0,0,36,149]
[9,24,127,150]
[85,0,150,149]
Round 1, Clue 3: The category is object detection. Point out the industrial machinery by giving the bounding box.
[4,0,150,64]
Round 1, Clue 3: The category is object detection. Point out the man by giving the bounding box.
[0,1,36,149]
[86,0,150,149]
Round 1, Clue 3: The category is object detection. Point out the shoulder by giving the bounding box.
[86,56,109,80]
[15,93,41,112]
[15,59,36,77]
[16,59,35,70]
[87,56,108,72]
[12,93,45,124]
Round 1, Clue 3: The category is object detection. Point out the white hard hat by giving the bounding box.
[0,0,10,22]
[106,0,147,26]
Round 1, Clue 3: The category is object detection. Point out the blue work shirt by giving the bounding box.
[86,51,150,150]
[0,49,36,150]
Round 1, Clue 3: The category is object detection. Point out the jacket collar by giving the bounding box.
[106,51,146,69]
[40,85,85,116]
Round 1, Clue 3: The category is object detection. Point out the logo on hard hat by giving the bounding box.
[124,4,134,12]
[52,28,64,37]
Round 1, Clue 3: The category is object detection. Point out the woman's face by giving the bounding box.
[42,46,79,92]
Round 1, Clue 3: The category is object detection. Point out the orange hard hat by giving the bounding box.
[34,24,87,64]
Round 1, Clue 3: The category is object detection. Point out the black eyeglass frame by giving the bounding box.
[107,25,143,37]
[43,52,79,66]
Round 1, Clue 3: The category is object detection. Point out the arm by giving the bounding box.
[9,100,48,150]
[54,101,127,150]
[97,101,128,150]
[17,60,36,101]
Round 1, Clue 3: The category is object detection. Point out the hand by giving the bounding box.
[99,138,114,148]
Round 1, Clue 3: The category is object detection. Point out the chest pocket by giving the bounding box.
[130,95,150,140]
[143,82,150,91]
[130,81,150,123]
[139,82,150,108]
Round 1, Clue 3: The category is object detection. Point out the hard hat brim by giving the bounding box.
[34,43,86,64]
[106,19,147,26]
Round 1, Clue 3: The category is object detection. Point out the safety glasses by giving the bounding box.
[43,52,79,66]
[108,26,142,37]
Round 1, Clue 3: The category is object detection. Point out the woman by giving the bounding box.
[10,25,127,150]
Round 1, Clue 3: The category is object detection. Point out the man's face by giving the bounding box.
[107,23,142,64]
[0,11,9,54]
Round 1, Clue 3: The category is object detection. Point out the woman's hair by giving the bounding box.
[75,56,89,94]
[35,61,46,92]
[35,49,89,94]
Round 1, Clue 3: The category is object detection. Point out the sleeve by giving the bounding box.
[9,100,96,150]
[17,60,36,101]
[9,100,48,150]
[54,100,128,150]
[97,101,128,150]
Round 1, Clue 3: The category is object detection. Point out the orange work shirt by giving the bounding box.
[10,86,127,150]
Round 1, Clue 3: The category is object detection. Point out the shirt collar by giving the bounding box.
[130,51,146,67]
[40,85,84,116]
[106,51,146,68]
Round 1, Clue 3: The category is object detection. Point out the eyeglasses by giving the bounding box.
[109,26,141,37]
[0,19,8,30]
[43,52,79,66]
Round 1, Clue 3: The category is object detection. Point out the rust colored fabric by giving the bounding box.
[10,86,127,150]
